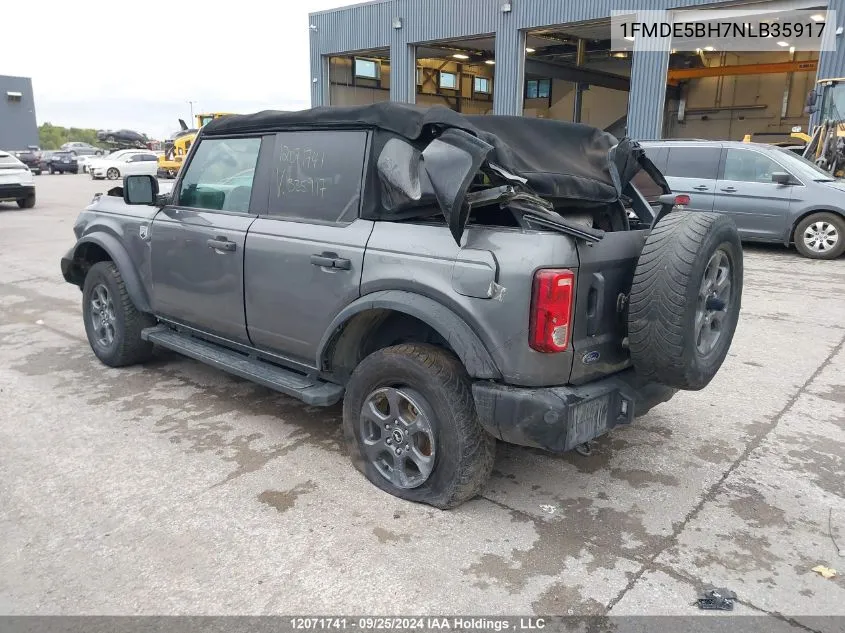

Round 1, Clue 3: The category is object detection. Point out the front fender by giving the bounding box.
[64,233,151,313]
[318,290,501,379]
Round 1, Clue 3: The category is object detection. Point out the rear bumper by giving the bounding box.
[0,183,35,202]
[473,369,677,453]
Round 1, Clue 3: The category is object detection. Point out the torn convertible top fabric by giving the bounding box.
[203,102,644,207]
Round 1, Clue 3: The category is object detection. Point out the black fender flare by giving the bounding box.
[69,233,151,313]
[317,290,501,380]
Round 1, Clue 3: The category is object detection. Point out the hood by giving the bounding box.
[819,179,845,193]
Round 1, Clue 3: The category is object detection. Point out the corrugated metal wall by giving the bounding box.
[310,0,839,138]
[0,76,38,150]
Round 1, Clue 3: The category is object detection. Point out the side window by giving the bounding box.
[722,149,785,184]
[177,137,262,213]
[268,130,367,224]
[642,146,668,172]
[664,147,721,180]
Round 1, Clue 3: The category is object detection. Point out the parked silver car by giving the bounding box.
[641,140,845,259]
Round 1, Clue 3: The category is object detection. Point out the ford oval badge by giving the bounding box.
[582,351,601,365]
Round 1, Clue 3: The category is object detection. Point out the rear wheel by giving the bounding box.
[794,212,845,259]
[343,344,495,509]
[16,194,35,209]
[82,261,155,367]
[628,211,743,391]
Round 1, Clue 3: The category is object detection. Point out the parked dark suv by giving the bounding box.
[48,151,79,174]
[13,147,42,175]
[61,104,743,508]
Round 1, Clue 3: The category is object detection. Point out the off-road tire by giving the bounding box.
[16,194,35,209]
[82,261,155,367]
[628,211,743,391]
[793,212,845,260]
[343,344,495,509]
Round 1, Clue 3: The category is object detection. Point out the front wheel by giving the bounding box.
[82,261,155,367]
[794,212,845,259]
[106,167,120,180]
[343,344,495,509]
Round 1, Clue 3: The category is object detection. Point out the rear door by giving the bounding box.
[714,147,794,240]
[661,145,721,212]
[243,129,373,366]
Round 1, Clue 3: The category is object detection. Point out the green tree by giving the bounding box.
[38,123,107,150]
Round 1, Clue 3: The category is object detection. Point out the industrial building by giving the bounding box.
[308,0,845,140]
[0,75,38,150]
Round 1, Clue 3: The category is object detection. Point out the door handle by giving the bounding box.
[692,185,709,191]
[311,253,352,270]
[720,187,737,193]
[207,238,236,252]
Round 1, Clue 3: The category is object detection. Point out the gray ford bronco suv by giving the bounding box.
[61,103,743,508]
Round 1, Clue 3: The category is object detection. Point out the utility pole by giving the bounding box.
[187,100,196,121]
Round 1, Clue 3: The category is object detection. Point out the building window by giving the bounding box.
[439,71,457,90]
[417,67,423,85]
[526,79,551,99]
[354,58,380,79]
[473,77,491,94]
[6,91,22,102]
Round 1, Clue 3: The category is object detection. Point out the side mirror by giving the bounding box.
[771,171,792,185]
[123,174,159,205]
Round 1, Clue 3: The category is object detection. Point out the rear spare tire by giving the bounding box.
[628,211,743,391]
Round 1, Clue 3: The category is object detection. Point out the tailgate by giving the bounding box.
[570,230,648,385]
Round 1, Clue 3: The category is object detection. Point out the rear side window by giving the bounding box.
[642,146,668,172]
[177,137,262,213]
[664,147,721,180]
[268,130,367,224]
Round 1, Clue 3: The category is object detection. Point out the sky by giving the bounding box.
[4,0,348,139]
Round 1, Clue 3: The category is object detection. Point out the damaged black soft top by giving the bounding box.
[204,103,669,243]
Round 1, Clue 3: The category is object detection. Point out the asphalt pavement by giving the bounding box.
[0,174,843,626]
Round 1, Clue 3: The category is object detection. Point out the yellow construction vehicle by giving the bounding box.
[157,112,233,179]
[802,78,845,176]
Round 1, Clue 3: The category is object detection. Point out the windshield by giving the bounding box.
[820,82,845,120]
[775,147,836,181]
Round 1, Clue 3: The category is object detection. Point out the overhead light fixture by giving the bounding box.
[695,47,703,53]
[704,46,715,51]
[309,24,317,31]
[670,48,677,54]
[811,13,825,22]
[624,36,635,42]
[789,46,796,53]
[612,52,627,58]
[500,2,512,12]
[525,47,536,53]
[777,40,790,47]
[392,17,402,29]
[485,60,496,65]
[452,53,470,59]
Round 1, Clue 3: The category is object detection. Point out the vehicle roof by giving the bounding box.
[640,139,789,151]
[202,102,649,210]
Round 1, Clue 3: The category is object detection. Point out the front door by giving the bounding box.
[715,147,793,240]
[244,129,373,365]
[150,135,265,344]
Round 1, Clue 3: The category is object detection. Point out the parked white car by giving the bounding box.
[89,150,159,180]
[0,150,36,208]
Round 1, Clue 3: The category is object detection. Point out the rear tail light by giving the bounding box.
[529,269,575,353]
[674,194,690,206]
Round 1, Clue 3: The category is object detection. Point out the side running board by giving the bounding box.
[141,326,344,406]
